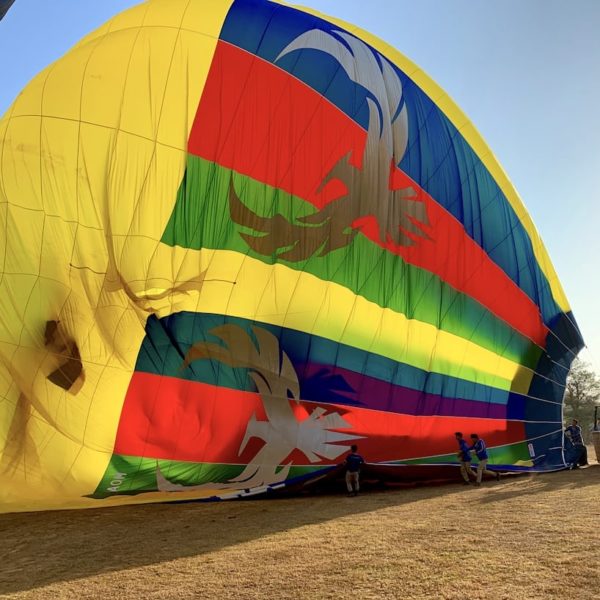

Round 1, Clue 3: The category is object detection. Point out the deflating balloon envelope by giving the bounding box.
[0,0,584,512]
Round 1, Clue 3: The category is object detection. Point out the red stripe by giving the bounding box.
[114,372,526,464]
[187,41,548,347]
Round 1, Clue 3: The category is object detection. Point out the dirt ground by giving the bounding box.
[1,462,599,600]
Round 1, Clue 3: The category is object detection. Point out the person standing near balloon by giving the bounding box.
[344,445,365,497]
[468,434,500,486]
[455,432,474,484]
[565,419,588,467]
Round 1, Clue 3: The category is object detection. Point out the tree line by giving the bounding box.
[563,359,600,443]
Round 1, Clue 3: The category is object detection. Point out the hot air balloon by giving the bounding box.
[0,0,583,512]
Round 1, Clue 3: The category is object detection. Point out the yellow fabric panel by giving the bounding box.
[158,29,218,149]
[284,2,570,314]
[0,0,232,510]
[78,30,146,133]
[119,28,182,143]
[0,114,44,212]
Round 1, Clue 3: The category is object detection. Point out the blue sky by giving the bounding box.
[1,0,599,368]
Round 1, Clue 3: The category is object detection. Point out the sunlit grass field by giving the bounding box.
[1,461,598,599]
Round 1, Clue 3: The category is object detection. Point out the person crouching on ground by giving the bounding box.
[344,444,364,496]
[455,432,474,485]
[468,433,500,486]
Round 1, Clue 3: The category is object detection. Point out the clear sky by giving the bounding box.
[1,0,599,367]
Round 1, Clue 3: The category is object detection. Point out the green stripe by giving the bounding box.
[92,455,322,499]
[161,155,541,369]
[395,441,532,466]
[92,443,531,500]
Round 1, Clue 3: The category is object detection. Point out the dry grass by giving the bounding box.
[0,464,599,600]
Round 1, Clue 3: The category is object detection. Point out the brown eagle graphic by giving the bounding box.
[230,29,430,262]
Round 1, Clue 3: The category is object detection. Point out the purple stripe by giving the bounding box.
[298,362,508,420]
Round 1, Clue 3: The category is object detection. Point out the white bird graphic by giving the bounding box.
[156,324,361,493]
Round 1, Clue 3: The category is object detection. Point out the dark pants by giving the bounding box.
[568,444,588,467]
[577,445,588,466]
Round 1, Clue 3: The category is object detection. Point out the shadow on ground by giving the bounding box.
[0,464,597,595]
[477,462,599,504]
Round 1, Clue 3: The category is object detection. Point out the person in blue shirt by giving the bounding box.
[564,419,588,467]
[565,419,584,445]
[455,432,474,484]
[468,434,500,486]
[344,444,365,496]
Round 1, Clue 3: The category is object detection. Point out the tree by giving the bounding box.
[563,359,600,442]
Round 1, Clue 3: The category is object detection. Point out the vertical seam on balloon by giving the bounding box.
[105,1,195,482]
[0,37,68,480]
[145,0,235,332]
[59,27,127,483]
[66,3,154,483]
[167,0,263,309]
